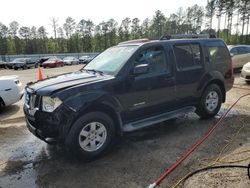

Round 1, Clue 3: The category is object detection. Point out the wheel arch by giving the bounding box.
[0,96,5,106]
[197,71,226,103]
[68,102,123,137]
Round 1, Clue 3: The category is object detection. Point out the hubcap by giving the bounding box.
[78,122,107,152]
[205,91,219,112]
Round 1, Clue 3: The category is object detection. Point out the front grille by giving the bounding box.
[25,91,41,109]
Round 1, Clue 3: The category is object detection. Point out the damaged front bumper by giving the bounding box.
[24,104,75,144]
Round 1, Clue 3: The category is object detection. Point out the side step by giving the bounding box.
[122,106,196,132]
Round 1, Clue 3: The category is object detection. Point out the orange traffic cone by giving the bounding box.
[38,66,43,80]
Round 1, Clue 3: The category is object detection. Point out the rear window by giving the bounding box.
[173,43,202,70]
[238,47,250,54]
[206,41,230,63]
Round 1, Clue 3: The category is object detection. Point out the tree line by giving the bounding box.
[0,0,249,56]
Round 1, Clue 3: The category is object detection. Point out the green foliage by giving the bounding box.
[0,1,249,56]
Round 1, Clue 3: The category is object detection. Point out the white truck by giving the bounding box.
[0,75,24,107]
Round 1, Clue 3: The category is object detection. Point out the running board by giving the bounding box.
[122,106,196,132]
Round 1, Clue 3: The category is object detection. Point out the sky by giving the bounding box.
[0,0,208,35]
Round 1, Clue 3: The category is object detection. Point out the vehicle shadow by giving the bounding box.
[0,105,21,122]
[1,111,250,188]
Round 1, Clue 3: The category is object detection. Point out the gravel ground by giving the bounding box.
[0,67,250,188]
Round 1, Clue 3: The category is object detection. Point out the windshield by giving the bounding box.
[84,45,138,75]
[48,57,57,61]
[80,56,89,59]
[13,58,25,63]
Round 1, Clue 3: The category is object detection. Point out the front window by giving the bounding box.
[84,45,139,75]
[134,46,168,74]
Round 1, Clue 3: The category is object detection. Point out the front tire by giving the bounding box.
[196,84,222,119]
[0,98,4,109]
[65,112,116,159]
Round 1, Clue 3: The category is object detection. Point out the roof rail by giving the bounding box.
[159,34,216,40]
[118,38,150,45]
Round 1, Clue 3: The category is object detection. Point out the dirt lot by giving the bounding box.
[0,67,250,188]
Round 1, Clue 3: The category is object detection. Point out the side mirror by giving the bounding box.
[230,53,234,57]
[133,64,149,75]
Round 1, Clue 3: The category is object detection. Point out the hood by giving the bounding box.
[0,75,18,81]
[27,71,112,95]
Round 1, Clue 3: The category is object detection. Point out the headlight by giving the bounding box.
[243,66,250,71]
[42,96,62,112]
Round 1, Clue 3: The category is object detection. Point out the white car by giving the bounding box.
[0,75,24,107]
[241,62,250,84]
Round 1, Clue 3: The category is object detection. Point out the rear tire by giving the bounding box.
[65,112,116,160]
[196,84,222,119]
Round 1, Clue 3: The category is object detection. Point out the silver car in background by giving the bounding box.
[228,45,250,69]
[63,56,79,65]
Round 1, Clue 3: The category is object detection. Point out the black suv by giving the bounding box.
[24,35,234,159]
[9,58,37,70]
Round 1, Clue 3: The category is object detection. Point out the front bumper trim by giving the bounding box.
[26,118,58,144]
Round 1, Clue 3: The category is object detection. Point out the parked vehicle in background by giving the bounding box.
[241,62,250,84]
[63,56,79,65]
[0,75,23,108]
[7,58,37,70]
[31,58,39,68]
[24,35,234,159]
[228,45,250,69]
[0,60,6,69]
[79,55,93,64]
[43,57,64,68]
[37,56,57,67]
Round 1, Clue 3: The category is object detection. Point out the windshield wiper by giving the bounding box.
[83,69,104,75]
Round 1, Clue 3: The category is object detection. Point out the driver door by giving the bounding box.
[119,44,176,122]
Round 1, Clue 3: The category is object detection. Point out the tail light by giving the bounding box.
[230,59,234,76]
[225,59,233,79]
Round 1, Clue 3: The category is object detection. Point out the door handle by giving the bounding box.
[164,78,174,84]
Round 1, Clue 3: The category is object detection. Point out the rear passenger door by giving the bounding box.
[173,42,204,106]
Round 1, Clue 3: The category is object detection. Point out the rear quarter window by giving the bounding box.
[205,41,230,64]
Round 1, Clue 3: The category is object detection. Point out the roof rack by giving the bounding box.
[159,34,216,40]
[118,38,150,45]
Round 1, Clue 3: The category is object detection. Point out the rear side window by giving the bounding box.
[206,41,230,63]
[173,43,202,70]
[238,47,250,54]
